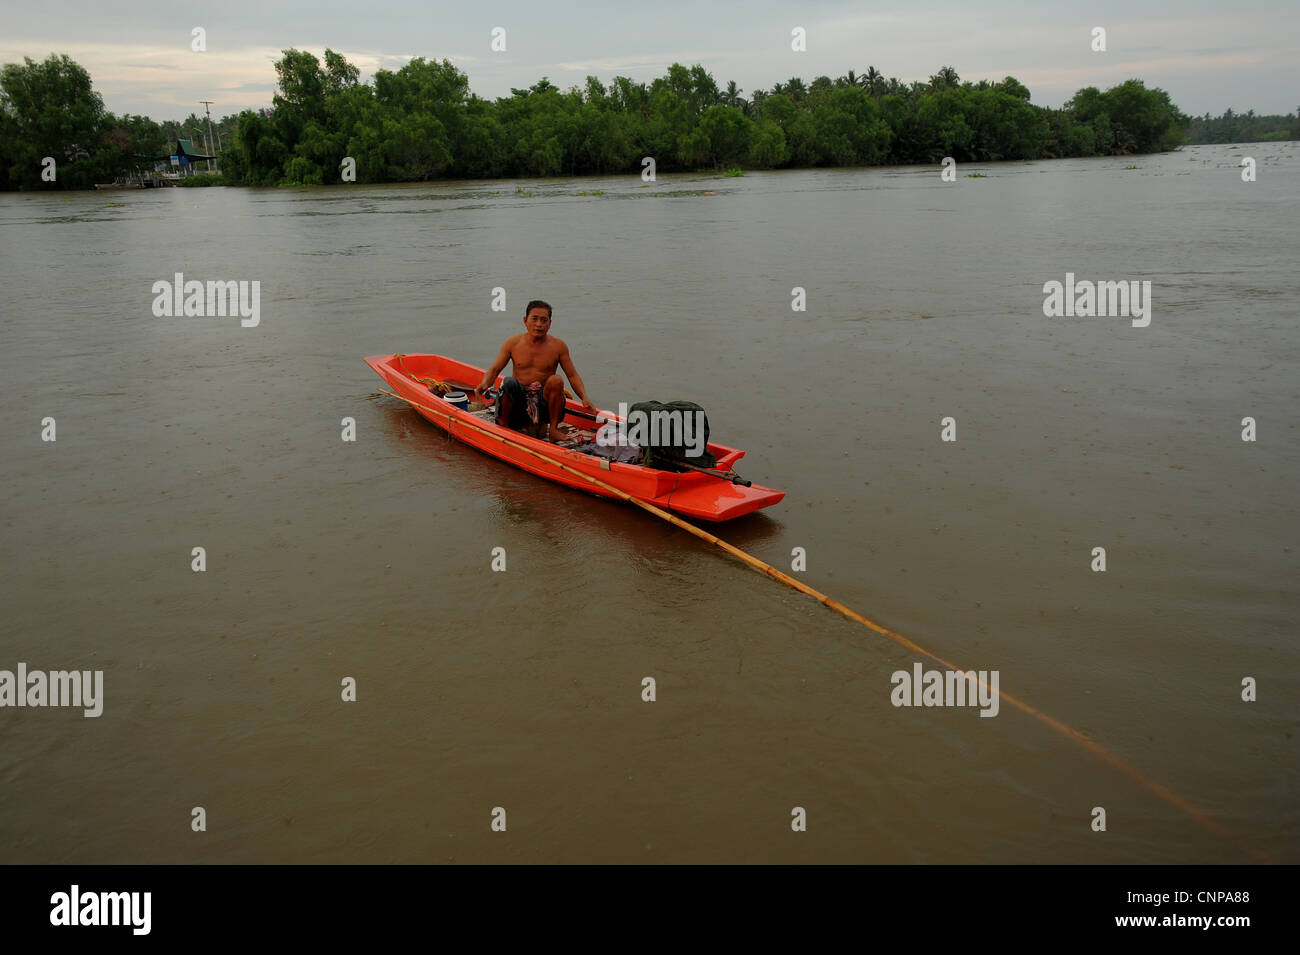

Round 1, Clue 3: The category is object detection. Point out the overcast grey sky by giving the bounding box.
[2,0,1296,120]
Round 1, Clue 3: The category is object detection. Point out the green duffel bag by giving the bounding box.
[628,400,717,470]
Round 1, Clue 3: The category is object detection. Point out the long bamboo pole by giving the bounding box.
[377,385,1269,862]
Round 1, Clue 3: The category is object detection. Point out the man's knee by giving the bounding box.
[543,375,564,396]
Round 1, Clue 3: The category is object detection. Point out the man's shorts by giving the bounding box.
[496,377,549,431]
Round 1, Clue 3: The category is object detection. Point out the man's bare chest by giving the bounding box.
[512,342,560,368]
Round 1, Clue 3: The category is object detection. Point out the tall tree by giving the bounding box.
[864,67,883,97]
[929,66,961,90]
[0,54,108,187]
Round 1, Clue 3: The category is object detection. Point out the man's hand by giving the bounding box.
[581,397,598,414]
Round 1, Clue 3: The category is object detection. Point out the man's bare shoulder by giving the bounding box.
[547,335,570,353]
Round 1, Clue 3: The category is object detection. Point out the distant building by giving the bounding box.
[156,138,217,176]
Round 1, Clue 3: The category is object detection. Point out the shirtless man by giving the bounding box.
[476,300,597,442]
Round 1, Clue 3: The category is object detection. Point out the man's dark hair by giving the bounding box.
[524,299,553,319]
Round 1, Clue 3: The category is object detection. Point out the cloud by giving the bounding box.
[553,53,725,74]
[0,40,391,117]
[2,2,1297,117]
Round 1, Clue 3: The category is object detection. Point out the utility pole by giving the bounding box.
[200,100,216,172]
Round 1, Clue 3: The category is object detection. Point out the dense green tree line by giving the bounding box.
[0,55,167,189]
[1186,108,1299,144]
[219,53,1189,185]
[1,51,1195,190]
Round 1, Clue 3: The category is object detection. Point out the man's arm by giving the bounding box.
[477,338,515,393]
[559,344,596,412]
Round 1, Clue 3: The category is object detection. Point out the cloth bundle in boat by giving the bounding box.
[568,440,643,464]
[629,400,717,470]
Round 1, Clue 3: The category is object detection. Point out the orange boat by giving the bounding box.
[365,353,785,521]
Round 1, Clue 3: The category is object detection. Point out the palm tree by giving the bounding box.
[785,77,807,103]
[930,66,960,90]
[864,67,882,97]
[839,69,863,89]
[723,80,743,108]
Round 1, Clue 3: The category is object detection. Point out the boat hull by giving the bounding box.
[365,353,784,521]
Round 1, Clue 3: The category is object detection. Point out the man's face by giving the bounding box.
[524,308,552,336]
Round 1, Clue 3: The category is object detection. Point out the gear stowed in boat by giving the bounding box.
[365,353,784,521]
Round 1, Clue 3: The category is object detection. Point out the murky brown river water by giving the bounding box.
[1,143,1296,863]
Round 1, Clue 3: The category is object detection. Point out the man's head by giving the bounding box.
[523,299,552,337]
